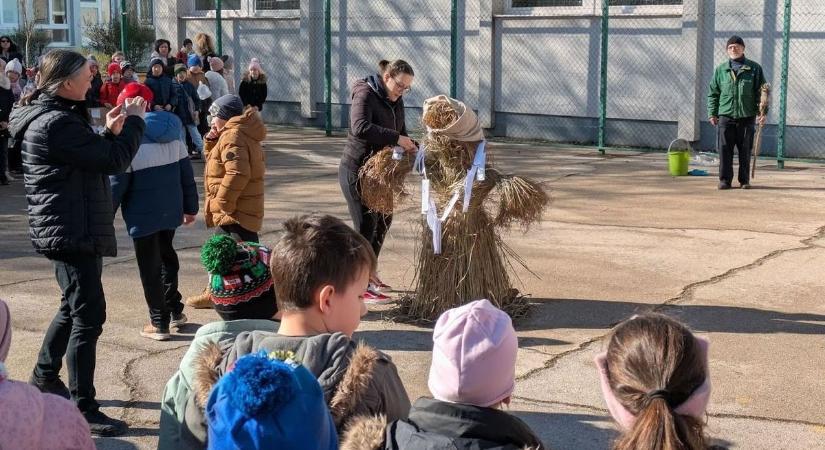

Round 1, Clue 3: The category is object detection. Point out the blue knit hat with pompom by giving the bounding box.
[206,351,339,450]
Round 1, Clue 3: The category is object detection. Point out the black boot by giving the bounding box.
[84,410,128,437]
[29,372,71,399]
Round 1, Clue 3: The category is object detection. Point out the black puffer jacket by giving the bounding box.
[341,75,407,171]
[8,94,145,257]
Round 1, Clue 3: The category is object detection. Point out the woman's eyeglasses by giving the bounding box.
[393,77,411,94]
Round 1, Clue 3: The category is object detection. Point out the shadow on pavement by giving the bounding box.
[518,298,825,335]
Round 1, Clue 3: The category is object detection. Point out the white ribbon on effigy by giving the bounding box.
[462,140,487,212]
[417,139,487,254]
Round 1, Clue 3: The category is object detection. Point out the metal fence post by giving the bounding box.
[119,0,127,53]
[450,0,458,98]
[597,0,608,154]
[325,0,332,136]
[776,0,791,169]
[216,0,223,55]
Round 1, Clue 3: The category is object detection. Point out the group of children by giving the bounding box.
[81,37,268,161]
[148,211,711,449]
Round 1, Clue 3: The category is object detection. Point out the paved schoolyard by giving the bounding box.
[1,128,824,449]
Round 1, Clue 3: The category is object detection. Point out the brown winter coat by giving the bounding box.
[203,108,267,232]
[186,70,209,90]
[178,332,411,449]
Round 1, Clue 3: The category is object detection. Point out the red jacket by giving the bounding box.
[99,81,126,107]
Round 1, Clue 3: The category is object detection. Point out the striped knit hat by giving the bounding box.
[201,235,277,321]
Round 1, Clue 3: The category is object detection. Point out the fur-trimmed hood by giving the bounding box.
[187,331,410,445]
[341,398,546,450]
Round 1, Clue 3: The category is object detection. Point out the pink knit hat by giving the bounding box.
[248,58,262,72]
[209,56,224,72]
[0,299,10,362]
[428,299,518,407]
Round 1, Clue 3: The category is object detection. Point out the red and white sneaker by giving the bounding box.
[363,285,393,304]
[371,276,393,292]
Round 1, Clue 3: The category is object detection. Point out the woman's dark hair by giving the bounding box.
[378,59,414,78]
[0,36,18,53]
[19,49,87,106]
[154,39,172,54]
[606,313,708,450]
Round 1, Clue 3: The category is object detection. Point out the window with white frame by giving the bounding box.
[512,1,582,6]
[255,0,299,10]
[125,0,154,24]
[1,0,18,25]
[195,0,242,10]
[33,0,70,44]
[507,0,682,15]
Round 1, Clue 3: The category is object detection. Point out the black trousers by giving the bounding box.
[216,223,259,243]
[0,136,8,182]
[338,164,392,257]
[718,116,755,186]
[7,137,21,172]
[35,254,106,413]
[133,230,184,329]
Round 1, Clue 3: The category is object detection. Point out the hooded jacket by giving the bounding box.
[110,111,198,238]
[204,70,229,101]
[341,397,545,450]
[179,331,411,449]
[0,75,13,138]
[85,73,103,108]
[99,79,126,107]
[158,319,280,450]
[238,73,267,111]
[0,379,96,450]
[341,75,408,171]
[203,108,266,232]
[145,72,177,109]
[174,78,200,125]
[8,94,145,257]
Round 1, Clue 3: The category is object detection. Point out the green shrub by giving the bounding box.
[84,13,155,68]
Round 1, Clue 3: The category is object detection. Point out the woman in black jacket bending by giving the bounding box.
[8,49,147,437]
[339,59,415,301]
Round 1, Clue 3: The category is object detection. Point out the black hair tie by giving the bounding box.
[646,389,670,402]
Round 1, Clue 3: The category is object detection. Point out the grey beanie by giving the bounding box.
[211,94,245,120]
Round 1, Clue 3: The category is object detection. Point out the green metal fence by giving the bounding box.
[144,0,823,164]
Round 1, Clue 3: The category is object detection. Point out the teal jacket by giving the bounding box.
[707,57,767,119]
[157,319,279,450]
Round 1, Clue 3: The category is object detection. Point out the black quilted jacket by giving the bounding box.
[8,94,145,257]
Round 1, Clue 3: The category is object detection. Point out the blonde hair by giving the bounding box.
[194,33,216,57]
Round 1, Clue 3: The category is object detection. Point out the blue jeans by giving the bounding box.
[181,123,204,153]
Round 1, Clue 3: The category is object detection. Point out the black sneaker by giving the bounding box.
[84,410,128,437]
[718,182,732,190]
[29,373,71,399]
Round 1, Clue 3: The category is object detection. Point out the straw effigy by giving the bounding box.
[395,95,549,322]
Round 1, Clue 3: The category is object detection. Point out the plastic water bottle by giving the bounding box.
[693,152,718,166]
[392,146,404,160]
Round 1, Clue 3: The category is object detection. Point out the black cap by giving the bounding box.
[727,35,745,48]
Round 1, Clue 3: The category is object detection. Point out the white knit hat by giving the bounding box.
[5,58,22,75]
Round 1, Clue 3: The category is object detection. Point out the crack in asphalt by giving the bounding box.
[119,343,192,425]
[515,224,825,385]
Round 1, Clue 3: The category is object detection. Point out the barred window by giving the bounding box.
[194,0,241,11]
[255,0,299,10]
[610,0,682,5]
[512,0,582,6]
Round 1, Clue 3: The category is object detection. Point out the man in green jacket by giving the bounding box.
[707,35,767,190]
